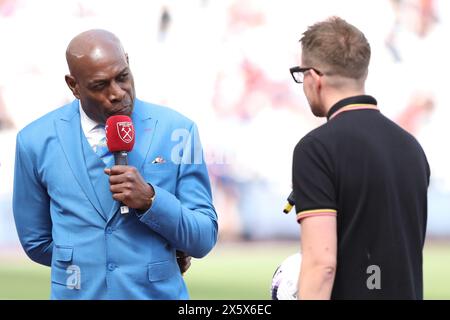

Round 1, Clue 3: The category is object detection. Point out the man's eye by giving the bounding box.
[118,73,129,81]
[92,83,106,90]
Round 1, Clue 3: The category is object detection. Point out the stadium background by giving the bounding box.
[1,0,449,299]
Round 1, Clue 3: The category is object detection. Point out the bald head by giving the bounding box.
[66,29,127,78]
[64,29,135,124]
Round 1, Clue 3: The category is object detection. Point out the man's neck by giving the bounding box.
[322,89,366,116]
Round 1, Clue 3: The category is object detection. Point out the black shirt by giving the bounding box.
[292,95,430,299]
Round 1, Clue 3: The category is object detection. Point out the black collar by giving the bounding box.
[327,95,378,120]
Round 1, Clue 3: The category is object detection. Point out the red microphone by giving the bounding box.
[105,115,135,214]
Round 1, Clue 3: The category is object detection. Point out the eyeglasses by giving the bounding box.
[290,66,323,83]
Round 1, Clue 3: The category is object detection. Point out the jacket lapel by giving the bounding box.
[128,99,158,171]
[54,100,107,221]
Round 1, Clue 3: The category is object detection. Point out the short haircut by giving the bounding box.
[300,16,371,79]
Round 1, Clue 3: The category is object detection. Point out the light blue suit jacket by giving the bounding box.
[13,99,218,299]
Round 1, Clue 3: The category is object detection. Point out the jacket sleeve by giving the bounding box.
[138,123,218,258]
[13,132,53,266]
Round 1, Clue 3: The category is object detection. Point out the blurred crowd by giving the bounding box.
[1,0,450,245]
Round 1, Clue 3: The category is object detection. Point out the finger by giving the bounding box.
[109,165,134,175]
[104,168,111,175]
[109,168,139,184]
[112,192,128,202]
[185,256,192,267]
[110,182,132,194]
[109,173,130,185]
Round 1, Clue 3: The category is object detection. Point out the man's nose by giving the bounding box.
[108,81,126,102]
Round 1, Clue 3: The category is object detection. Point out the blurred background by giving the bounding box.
[1,0,449,299]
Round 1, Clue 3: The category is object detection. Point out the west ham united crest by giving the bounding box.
[117,122,134,143]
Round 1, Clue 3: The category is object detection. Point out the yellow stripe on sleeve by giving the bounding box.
[296,209,337,222]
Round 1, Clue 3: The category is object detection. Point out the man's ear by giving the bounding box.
[316,75,322,92]
[311,69,322,92]
[65,75,80,99]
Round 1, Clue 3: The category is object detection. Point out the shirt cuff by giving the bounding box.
[135,184,156,217]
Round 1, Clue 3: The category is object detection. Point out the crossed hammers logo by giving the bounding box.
[122,126,132,140]
[117,122,133,143]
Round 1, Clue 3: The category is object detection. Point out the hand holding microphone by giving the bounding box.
[104,115,155,214]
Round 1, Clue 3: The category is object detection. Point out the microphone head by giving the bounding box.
[105,115,135,152]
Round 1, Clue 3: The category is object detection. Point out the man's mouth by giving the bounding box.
[113,105,132,115]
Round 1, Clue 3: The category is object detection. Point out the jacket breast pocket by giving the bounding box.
[142,163,178,192]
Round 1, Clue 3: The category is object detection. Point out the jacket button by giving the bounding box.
[106,227,113,234]
[107,263,116,271]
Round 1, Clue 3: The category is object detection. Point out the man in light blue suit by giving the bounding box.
[13,29,218,299]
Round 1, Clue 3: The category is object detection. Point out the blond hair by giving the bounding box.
[300,17,370,80]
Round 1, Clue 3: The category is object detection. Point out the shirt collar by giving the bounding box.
[79,101,102,134]
[327,95,378,121]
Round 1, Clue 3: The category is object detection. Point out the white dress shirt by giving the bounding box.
[79,102,105,149]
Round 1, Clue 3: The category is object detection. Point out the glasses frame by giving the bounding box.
[290,66,324,83]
